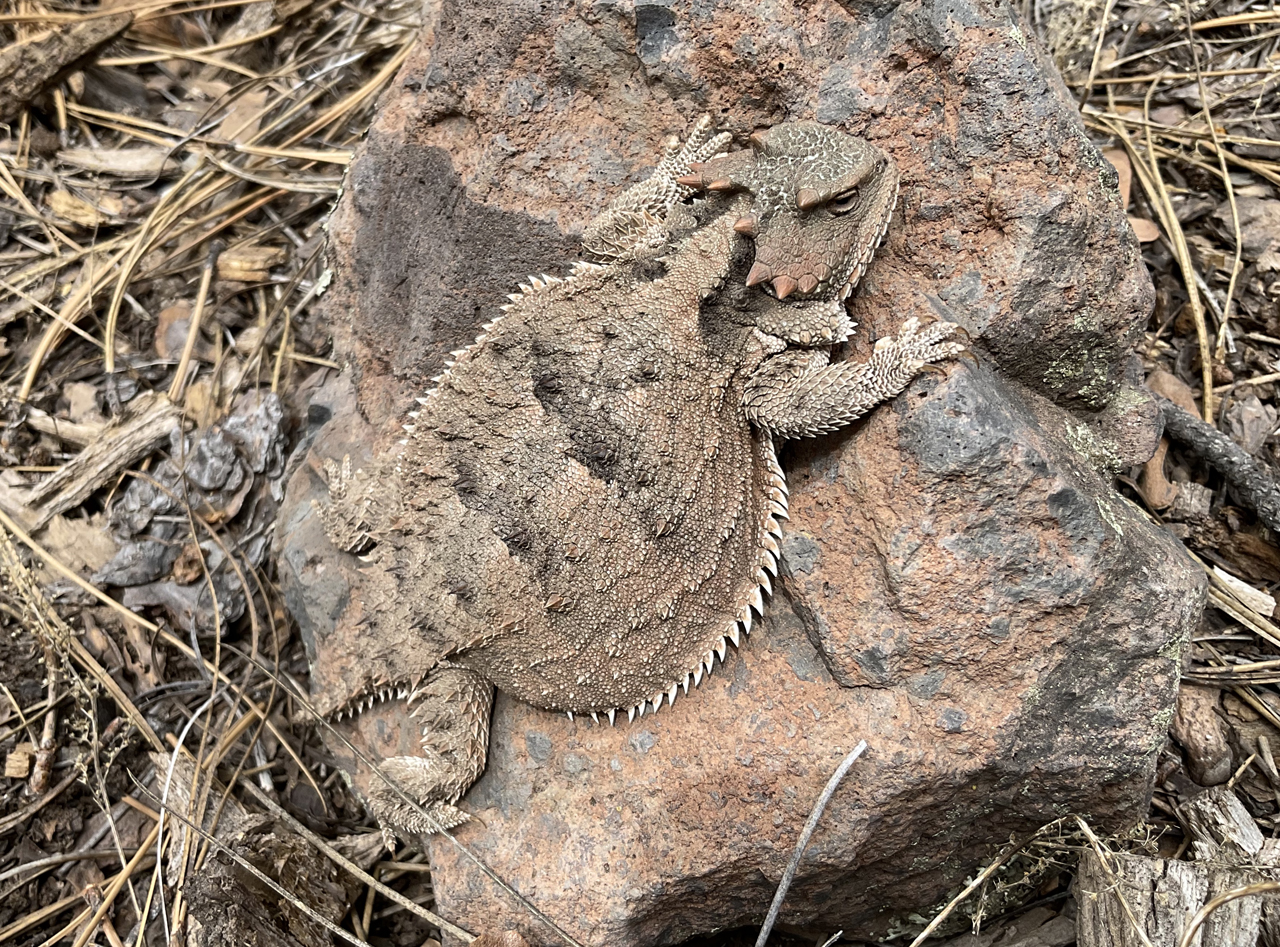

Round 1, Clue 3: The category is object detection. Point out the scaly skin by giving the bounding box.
[312,118,965,845]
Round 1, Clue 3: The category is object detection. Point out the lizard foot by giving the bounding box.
[878,316,967,366]
[582,114,732,261]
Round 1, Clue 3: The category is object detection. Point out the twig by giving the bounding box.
[0,770,79,836]
[906,820,1065,947]
[1157,396,1280,532]
[755,741,867,947]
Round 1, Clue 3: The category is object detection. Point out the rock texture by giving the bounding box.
[275,0,1208,942]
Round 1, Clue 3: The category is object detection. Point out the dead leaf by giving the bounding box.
[155,304,216,362]
[1140,438,1179,509]
[1213,196,1280,260]
[1225,393,1277,455]
[1128,216,1161,243]
[1104,147,1132,208]
[34,513,118,579]
[1147,369,1199,414]
[216,90,269,145]
[65,858,105,894]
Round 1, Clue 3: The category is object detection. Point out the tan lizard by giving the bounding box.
[311,117,965,843]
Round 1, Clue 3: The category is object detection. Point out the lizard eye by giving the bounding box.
[828,188,860,215]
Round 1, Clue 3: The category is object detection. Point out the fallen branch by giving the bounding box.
[0,13,133,124]
[1157,396,1280,533]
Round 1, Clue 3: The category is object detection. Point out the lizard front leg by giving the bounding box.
[366,665,494,848]
[582,114,732,262]
[744,317,965,439]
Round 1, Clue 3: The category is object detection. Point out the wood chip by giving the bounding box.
[4,743,34,779]
[45,190,122,228]
[1214,565,1278,617]
[216,245,288,282]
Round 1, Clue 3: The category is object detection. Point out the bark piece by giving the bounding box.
[14,391,182,532]
[1171,685,1234,787]
[0,14,133,123]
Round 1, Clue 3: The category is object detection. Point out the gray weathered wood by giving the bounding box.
[1076,786,1280,946]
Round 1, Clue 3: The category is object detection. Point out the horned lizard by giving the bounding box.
[310,117,965,842]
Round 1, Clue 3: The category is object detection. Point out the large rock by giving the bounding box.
[276,0,1207,941]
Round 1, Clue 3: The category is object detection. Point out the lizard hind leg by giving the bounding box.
[365,666,494,848]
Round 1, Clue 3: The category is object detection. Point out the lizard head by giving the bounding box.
[680,122,899,302]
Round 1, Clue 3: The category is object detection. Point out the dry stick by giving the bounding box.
[1194,10,1280,30]
[0,848,142,885]
[1186,7,1243,359]
[0,770,79,835]
[1083,106,1280,151]
[1141,81,1216,422]
[755,742,867,947]
[1177,881,1280,947]
[0,892,89,944]
[167,240,224,402]
[1080,65,1280,84]
[1157,396,1280,533]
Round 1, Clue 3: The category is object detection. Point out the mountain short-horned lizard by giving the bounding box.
[311,117,965,843]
